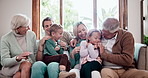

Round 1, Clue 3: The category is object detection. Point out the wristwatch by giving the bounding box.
[16,56,20,62]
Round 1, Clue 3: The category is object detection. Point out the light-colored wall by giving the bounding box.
[0,0,142,43]
[128,0,141,43]
[0,0,32,38]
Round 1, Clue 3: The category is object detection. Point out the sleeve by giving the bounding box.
[80,41,89,57]
[87,44,99,59]
[44,40,59,55]
[1,37,19,67]
[32,32,38,57]
[101,32,135,66]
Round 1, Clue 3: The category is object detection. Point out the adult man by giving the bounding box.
[100,18,148,78]
[31,17,73,78]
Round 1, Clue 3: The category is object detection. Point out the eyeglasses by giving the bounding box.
[19,26,30,30]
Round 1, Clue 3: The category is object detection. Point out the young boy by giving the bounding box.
[42,24,76,78]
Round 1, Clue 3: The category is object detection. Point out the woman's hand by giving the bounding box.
[70,38,77,47]
[70,46,81,59]
[73,46,81,54]
[16,52,32,62]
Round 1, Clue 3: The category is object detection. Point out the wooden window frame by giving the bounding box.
[32,0,128,39]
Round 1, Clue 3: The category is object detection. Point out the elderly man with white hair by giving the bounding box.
[100,18,148,78]
[1,14,37,78]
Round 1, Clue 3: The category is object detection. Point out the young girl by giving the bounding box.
[80,29,103,78]
[42,24,76,78]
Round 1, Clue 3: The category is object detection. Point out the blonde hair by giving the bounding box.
[73,22,87,38]
[103,18,119,33]
[49,24,63,36]
[11,14,30,30]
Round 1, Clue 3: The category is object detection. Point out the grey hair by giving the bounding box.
[103,18,119,33]
[11,14,30,30]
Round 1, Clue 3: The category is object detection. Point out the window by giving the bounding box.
[32,0,127,39]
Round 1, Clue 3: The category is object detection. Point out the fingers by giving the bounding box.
[59,41,67,47]
[17,52,32,60]
[40,36,51,45]
[70,39,77,47]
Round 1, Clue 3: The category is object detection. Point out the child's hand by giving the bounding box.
[86,43,91,47]
[96,57,102,64]
[94,44,98,49]
[54,46,60,51]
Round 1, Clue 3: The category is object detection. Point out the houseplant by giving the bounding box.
[144,35,148,46]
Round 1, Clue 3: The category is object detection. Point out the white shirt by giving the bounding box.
[101,34,123,69]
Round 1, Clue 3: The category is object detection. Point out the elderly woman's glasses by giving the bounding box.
[19,26,29,30]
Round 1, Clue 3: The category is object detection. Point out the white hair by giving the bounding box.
[103,18,119,33]
[11,14,30,30]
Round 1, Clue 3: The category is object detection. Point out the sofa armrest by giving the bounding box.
[137,46,148,70]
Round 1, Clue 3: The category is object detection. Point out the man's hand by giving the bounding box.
[98,43,104,54]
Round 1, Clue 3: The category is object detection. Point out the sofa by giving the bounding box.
[0,42,148,78]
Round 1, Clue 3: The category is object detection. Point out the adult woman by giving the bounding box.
[1,14,37,78]
[69,22,88,78]
[69,22,102,78]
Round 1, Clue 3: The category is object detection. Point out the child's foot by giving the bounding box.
[59,71,76,78]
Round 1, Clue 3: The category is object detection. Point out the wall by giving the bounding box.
[128,0,141,43]
[0,0,32,38]
[0,0,142,43]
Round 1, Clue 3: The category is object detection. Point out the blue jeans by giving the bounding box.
[31,61,59,78]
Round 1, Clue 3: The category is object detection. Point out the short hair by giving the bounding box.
[11,14,30,30]
[73,22,87,37]
[49,24,63,36]
[86,29,101,42]
[103,18,120,33]
[42,17,53,28]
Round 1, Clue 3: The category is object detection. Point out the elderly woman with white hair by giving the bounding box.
[0,14,37,78]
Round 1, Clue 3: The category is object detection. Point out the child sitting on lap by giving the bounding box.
[43,24,76,78]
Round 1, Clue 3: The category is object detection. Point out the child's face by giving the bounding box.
[88,32,101,45]
[77,24,87,39]
[53,29,63,41]
[43,21,53,35]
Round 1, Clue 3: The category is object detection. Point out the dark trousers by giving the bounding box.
[43,54,70,71]
[80,61,102,78]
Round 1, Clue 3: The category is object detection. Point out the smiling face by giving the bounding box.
[43,21,53,35]
[88,31,101,45]
[77,24,88,39]
[16,26,30,35]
